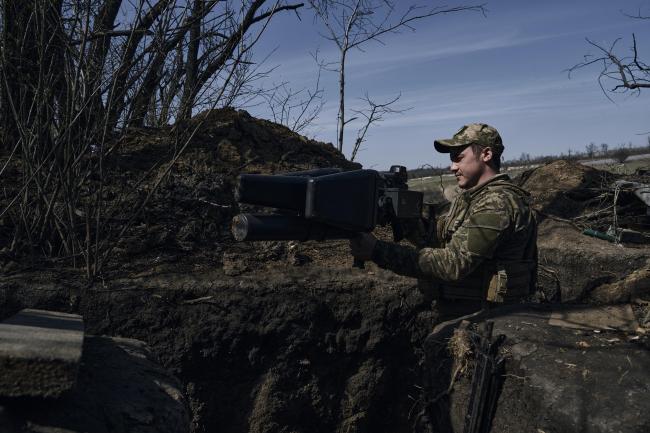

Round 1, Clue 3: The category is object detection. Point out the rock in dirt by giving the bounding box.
[426,304,650,433]
[1,335,189,433]
[0,309,84,398]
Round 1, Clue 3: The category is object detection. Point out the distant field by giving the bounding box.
[595,157,650,175]
[407,157,650,203]
[407,174,455,203]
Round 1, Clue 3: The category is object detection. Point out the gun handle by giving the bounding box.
[353,258,365,269]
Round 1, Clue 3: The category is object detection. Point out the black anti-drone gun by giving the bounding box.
[230,166,424,262]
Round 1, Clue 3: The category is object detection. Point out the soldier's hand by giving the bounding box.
[349,233,377,261]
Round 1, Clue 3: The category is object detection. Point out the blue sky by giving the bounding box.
[249,0,650,170]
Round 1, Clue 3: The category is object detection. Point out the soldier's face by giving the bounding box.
[449,146,487,189]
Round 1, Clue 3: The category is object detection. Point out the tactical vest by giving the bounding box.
[421,179,537,303]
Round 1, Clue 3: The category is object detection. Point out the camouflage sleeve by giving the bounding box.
[417,191,513,282]
[371,240,423,279]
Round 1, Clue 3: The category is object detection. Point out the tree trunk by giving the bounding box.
[85,0,123,126]
[179,0,202,121]
[105,0,173,129]
[1,1,36,149]
[0,0,65,154]
[337,48,346,153]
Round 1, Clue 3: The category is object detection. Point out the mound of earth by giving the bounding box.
[1,109,429,433]
[514,161,650,304]
[518,160,615,219]
[0,108,359,276]
[518,160,649,232]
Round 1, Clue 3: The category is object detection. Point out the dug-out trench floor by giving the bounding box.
[1,263,438,433]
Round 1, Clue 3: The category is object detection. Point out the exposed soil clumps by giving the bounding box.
[519,160,615,219]
[1,109,426,433]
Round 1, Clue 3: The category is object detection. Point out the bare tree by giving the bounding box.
[126,0,305,127]
[568,9,650,98]
[585,142,597,158]
[350,93,407,161]
[601,142,609,155]
[307,0,486,157]
[262,51,326,133]
[0,0,305,278]
[612,145,630,163]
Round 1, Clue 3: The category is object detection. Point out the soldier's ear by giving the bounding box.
[481,147,493,163]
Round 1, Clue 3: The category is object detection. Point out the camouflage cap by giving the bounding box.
[434,123,504,155]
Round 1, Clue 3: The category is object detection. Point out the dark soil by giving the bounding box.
[1,111,649,433]
[1,109,432,433]
[1,263,436,433]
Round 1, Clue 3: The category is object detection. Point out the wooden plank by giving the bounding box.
[0,309,84,398]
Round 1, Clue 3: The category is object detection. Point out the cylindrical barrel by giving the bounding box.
[231,214,355,242]
[282,168,341,177]
[235,174,307,211]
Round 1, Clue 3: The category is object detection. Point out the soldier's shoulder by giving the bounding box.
[485,180,531,201]
[473,182,515,204]
[473,181,530,213]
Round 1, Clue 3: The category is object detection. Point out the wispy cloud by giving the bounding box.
[370,76,599,128]
[270,30,545,81]
[249,1,650,168]
[266,17,637,83]
[301,75,600,137]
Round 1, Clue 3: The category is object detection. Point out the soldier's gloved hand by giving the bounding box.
[349,232,377,261]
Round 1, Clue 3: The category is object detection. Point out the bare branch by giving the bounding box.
[308,0,486,155]
[350,92,409,161]
[252,2,305,24]
[72,28,154,43]
[0,0,307,278]
[262,49,325,133]
[568,13,650,99]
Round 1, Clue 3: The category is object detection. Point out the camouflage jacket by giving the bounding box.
[371,174,537,302]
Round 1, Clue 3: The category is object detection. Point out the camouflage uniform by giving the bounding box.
[372,173,537,304]
[370,124,537,312]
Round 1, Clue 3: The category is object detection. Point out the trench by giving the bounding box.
[69,267,436,433]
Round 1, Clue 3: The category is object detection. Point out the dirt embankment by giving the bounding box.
[517,160,650,303]
[1,263,436,432]
[1,109,433,433]
[82,268,434,433]
[1,111,650,433]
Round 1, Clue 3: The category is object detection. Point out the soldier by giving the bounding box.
[350,123,538,320]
